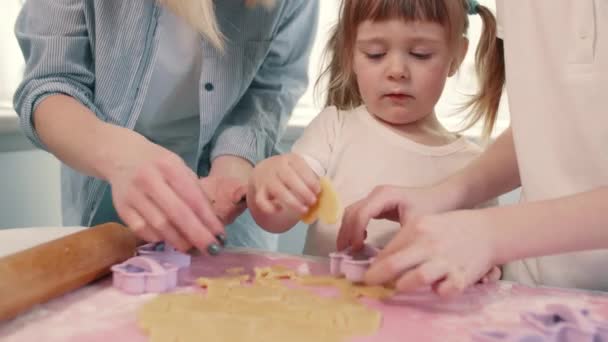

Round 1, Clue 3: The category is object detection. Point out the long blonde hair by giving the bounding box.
[319,0,505,139]
[158,0,276,51]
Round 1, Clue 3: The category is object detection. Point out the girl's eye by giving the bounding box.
[411,52,432,60]
[365,52,386,60]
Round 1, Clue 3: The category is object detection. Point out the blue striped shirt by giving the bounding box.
[13,0,318,230]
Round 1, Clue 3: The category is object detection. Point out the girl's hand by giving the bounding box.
[108,137,223,253]
[364,210,498,296]
[249,153,320,216]
[337,185,458,252]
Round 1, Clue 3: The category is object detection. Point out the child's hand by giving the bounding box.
[249,153,320,215]
[364,210,498,297]
[337,185,458,252]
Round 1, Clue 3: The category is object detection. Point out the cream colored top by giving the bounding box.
[497,0,608,290]
[292,106,486,257]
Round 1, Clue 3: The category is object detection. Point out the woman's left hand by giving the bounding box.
[199,175,247,224]
[365,209,499,296]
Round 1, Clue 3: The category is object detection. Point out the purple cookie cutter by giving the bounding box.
[111,256,178,295]
[137,242,191,268]
[329,245,379,283]
[474,304,608,342]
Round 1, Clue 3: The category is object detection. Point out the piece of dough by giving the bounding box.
[138,265,383,342]
[302,177,340,224]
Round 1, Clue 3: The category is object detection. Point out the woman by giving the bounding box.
[14,0,318,254]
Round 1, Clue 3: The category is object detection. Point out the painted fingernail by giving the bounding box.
[207,243,222,256]
[216,234,227,247]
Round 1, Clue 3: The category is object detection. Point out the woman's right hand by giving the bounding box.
[337,184,461,252]
[106,133,224,253]
[249,153,320,216]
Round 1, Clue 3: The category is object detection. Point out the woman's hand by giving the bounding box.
[107,135,223,253]
[199,174,248,225]
[365,210,498,297]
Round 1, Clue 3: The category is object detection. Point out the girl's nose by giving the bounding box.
[387,55,408,80]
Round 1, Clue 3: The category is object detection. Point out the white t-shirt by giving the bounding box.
[292,106,486,257]
[135,8,202,170]
[496,0,608,290]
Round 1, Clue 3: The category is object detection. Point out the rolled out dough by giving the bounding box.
[138,265,387,341]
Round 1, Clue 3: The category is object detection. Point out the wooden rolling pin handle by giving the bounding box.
[0,223,139,321]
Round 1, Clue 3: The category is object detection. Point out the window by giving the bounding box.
[289,0,509,139]
[0,0,509,139]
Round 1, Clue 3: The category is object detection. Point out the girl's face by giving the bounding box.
[353,19,467,126]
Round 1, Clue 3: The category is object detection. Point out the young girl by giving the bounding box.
[248,0,502,257]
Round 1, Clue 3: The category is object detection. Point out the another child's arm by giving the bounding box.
[364,187,608,296]
[338,128,520,251]
[248,153,320,233]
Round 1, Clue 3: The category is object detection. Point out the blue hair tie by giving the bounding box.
[467,0,479,15]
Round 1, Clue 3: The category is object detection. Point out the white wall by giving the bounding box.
[0,149,62,229]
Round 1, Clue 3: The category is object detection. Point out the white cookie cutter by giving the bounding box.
[329,245,379,283]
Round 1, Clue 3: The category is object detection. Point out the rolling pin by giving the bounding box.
[0,223,139,321]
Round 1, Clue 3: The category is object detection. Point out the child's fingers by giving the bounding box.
[255,187,278,214]
[395,260,448,292]
[481,266,501,283]
[268,179,308,214]
[277,166,317,206]
[365,244,426,286]
[338,198,380,251]
[375,223,417,261]
[289,155,321,195]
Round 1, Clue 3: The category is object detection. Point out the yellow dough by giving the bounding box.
[138,265,384,342]
[302,177,340,224]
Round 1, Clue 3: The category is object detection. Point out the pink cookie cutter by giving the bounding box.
[111,256,178,295]
[329,245,379,283]
[137,242,191,268]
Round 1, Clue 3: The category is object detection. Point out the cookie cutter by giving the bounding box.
[137,242,191,268]
[329,245,379,283]
[473,304,608,342]
[111,256,178,295]
[522,304,593,335]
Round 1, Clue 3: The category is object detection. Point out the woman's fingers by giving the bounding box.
[158,160,224,236]
[119,205,162,243]
[134,167,219,253]
[129,190,191,251]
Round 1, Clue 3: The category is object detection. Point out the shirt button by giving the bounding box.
[204,83,214,91]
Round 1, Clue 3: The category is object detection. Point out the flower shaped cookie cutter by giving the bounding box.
[329,245,379,283]
[137,242,191,268]
[474,304,608,342]
[111,256,178,295]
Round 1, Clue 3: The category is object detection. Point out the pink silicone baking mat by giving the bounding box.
[2,249,608,342]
